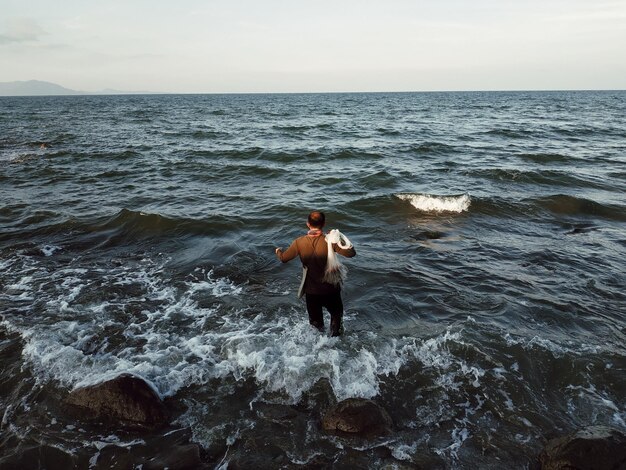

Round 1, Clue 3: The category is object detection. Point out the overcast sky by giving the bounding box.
[1,0,624,93]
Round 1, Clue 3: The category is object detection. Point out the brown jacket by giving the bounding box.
[277,233,356,295]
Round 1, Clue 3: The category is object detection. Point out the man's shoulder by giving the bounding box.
[296,234,327,240]
[292,234,326,246]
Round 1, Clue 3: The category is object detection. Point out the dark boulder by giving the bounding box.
[322,398,392,437]
[65,373,168,429]
[81,428,208,469]
[143,443,204,470]
[539,425,626,470]
[0,443,78,469]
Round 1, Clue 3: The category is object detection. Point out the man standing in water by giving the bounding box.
[275,211,356,336]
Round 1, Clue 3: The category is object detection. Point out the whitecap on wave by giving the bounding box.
[396,193,471,213]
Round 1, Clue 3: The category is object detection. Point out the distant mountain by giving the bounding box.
[0,80,82,96]
[0,80,159,96]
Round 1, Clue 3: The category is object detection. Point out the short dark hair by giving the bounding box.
[308,210,325,228]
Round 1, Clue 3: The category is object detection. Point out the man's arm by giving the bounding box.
[276,239,299,263]
[334,244,356,258]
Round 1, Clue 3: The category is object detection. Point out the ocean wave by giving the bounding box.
[53,149,142,161]
[533,194,626,222]
[467,168,611,190]
[401,142,457,155]
[214,164,283,179]
[396,193,471,213]
[0,209,246,245]
[331,148,383,160]
[466,194,626,222]
[517,152,572,164]
[190,129,230,139]
[98,209,246,240]
[337,195,399,219]
[482,128,536,139]
[0,137,20,148]
[181,146,384,163]
[272,123,331,132]
[376,127,401,136]
[548,124,626,139]
[357,170,397,189]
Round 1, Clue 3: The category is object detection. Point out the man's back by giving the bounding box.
[277,233,355,295]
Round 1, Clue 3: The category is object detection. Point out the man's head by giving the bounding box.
[307,210,325,229]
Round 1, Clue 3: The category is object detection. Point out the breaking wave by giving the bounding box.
[396,193,471,213]
[0,253,489,404]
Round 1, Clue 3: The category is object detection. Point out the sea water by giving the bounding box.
[1,91,624,468]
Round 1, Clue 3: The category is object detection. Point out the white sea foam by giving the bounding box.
[435,425,470,459]
[504,332,605,357]
[6,275,34,292]
[396,193,471,213]
[196,270,244,297]
[391,442,418,460]
[498,389,515,411]
[1,254,579,416]
[0,258,15,270]
[564,383,624,428]
[3,252,474,404]
[41,245,62,256]
[7,286,482,410]
[0,252,486,406]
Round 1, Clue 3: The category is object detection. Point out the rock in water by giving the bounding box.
[322,398,392,437]
[539,426,626,470]
[65,373,168,428]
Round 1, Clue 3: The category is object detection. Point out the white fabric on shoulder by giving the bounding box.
[323,229,352,286]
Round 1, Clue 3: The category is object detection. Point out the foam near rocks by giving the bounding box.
[2,251,488,405]
[0,253,506,407]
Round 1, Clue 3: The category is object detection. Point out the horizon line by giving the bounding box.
[1,88,625,98]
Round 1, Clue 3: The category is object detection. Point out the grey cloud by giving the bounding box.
[0,18,45,45]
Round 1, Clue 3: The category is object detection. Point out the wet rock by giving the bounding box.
[144,443,203,470]
[322,398,392,437]
[297,377,337,412]
[539,425,626,470]
[78,427,209,469]
[0,443,77,470]
[65,373,168,429]
[145,427,207,469]
[227,438,287,469]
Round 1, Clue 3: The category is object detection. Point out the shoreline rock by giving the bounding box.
[321,398,393,438]
[539,425,626,470]
[65,373,168,429]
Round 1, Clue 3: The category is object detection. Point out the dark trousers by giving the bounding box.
[305,292,343,336]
